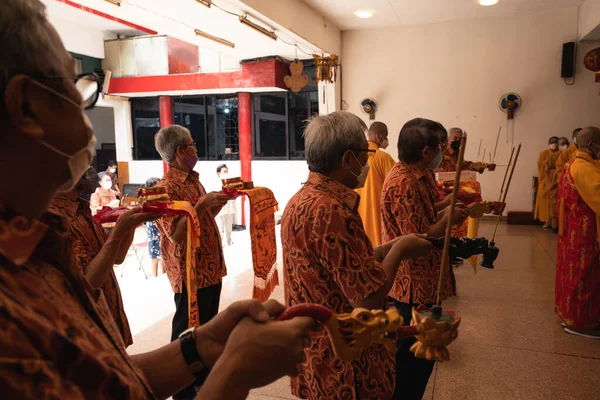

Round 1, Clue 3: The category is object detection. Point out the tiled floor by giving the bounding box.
[119,222,600,400]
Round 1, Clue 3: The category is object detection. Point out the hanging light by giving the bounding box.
[196,0,212,7]
[239,15,277,41]
[195,29,235,48]
[479,0,498,6]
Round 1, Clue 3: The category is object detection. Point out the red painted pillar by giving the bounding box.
[238,92,253,227]
[159,96,172,174]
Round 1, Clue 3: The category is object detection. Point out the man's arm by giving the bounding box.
[85,209,158,288]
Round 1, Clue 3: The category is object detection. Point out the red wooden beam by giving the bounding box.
[57,0,157,35]
[108,59,289,95]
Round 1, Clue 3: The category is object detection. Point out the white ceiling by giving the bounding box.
[302,0,585,30]
[45,0,323,61]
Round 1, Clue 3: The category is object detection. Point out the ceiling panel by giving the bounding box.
[303,0,585,30]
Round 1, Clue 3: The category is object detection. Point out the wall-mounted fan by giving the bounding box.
[499,92,522,147]
[361,98,377,120]
[499,93,522,120]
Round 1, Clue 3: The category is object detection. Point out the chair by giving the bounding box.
[120,196,148,279]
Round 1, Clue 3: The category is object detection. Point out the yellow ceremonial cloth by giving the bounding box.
[546,151,561,219]
[356,142,396,247]
[467,217,480,273]
[534,149,558,223]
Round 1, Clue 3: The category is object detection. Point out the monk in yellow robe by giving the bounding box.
[356,121,395,247]
[556,127,600,338]
[556,128,581,174]
[534,136,560,227]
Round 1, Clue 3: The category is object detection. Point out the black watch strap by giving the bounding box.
[179,328,204,373]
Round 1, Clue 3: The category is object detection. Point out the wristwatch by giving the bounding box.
[179,327,205,375]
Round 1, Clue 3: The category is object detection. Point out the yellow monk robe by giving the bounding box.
[556,143,577,175]
[356,141,396,247]
[534,149,558,223]
[545,151,561,226]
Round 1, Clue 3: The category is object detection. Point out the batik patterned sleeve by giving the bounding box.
[388,180,431,236]
[312,202,386,304]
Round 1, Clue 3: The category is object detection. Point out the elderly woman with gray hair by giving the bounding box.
[281,111,434,399]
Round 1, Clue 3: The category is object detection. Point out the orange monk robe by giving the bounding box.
[544,151,561,225]
[356,141,396,247]
[534,149,557,223]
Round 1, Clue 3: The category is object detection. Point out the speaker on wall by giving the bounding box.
[561,42,576,78]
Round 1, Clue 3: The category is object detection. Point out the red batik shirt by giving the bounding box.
[48,194,133,347]
[381,161,456,305]
[282,172,395,400]
[0,204,155,399]
[156,166,226,293]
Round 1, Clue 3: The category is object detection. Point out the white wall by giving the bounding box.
[342,7,600,213]
[46,13,115,59]
[579,0,600,40]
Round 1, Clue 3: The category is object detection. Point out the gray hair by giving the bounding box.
[0,0,63,105]
[304,111,367,175]
[448,127,463,136]
[155,125,190,164]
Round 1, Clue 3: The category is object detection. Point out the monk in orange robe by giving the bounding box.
[534,136,560,227]
[356,121,396,247]
[556,127,600,339]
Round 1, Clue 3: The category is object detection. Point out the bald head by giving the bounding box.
[575,127,600,148]
[367,121,389,149]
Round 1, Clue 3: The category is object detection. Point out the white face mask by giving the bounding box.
[110,168,116,173]
[427,150,443,170]
[350,152,370,189]
[32,80,96,193]
[101,180,113,190]
[559,144,568,151]
[573,137,577,145]
[220,172,229,180]
[549,143,558,150]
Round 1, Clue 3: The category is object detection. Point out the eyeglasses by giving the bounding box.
[181,141,197,148]
[351,148,376,160]
[34,72,101,110]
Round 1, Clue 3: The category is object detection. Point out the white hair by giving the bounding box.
[304,111,367,174]
[0,0,63,103]
[155,125,191,164]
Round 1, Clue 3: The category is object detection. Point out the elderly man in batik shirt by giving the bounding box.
[154,124,233,400]
[49,166,144,346]
[282,111,434,400]
[382,118,468,400]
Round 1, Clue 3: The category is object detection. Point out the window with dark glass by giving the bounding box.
[131,97,161,160]
[253,62,318,160]
[216,96,239,160]
[173,97,208,159]
[132,96,239,161]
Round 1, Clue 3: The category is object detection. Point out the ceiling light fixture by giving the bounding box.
[239,15,277,41]
[195,29,235,48]
[355,10,374,19]
[103,0,121,6]
[195,0,212,7]
[478,0,498,6]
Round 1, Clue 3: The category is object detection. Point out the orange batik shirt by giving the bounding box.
[382,161,456,305]
[0,204,155,398]
[156,167,226,293]
[49,194,132,347]
[282,172,395,400]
